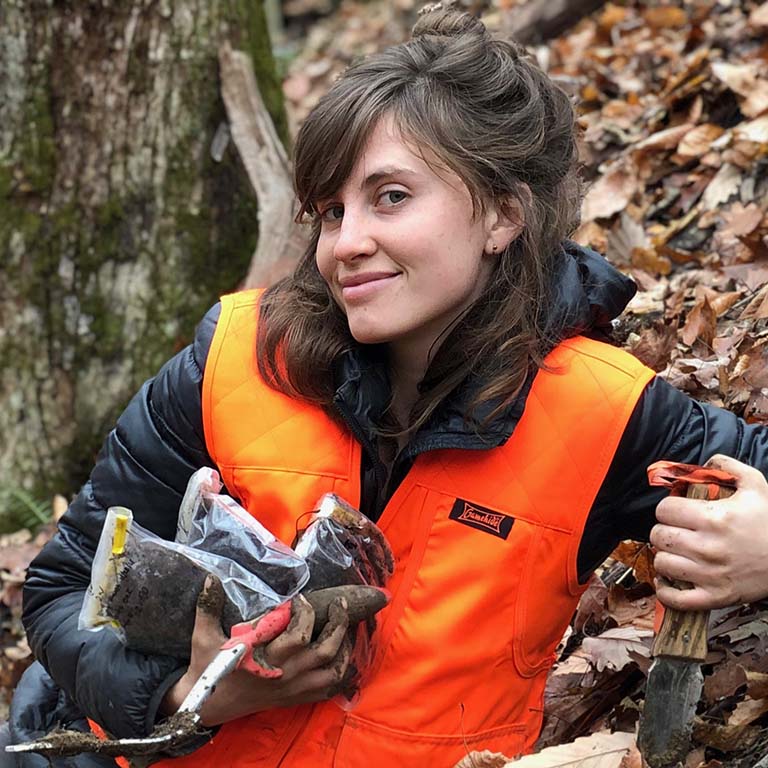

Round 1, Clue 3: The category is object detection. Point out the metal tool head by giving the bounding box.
[638,656,703,768]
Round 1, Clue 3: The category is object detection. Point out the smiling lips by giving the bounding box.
[339,272,400,301]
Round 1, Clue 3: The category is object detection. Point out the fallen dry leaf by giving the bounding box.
[581,163,638,222]
[606,586,655,630]
[581,627,652,673]
[746,670,768,699]
[609,542,656,586]
[454,751,510,768]
[629,325,679,372]
[734,114,768,144]
[720,202,764,238]
[574,575,610,633]
[642,6,688,28]
[693,720,761,751]
[504,732,635,768]
[677,124,725,158]
[710,61,768,118]
[704,654,748,703]
[740,284,768,321]
[727,695,768,726]
[750,2,768,28]
[681,295,717,347]
[700,164,741,210]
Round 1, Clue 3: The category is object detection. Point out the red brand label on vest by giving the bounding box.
[449,499,515,539]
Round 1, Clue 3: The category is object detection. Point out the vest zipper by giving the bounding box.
[333,400,388,490]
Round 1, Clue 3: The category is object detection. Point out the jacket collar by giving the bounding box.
[332,242,637,457]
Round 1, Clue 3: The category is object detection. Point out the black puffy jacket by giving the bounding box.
[10,243,768,766]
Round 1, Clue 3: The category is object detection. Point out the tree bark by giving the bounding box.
[0,0,287,524]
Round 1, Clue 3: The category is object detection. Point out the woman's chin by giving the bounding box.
[348,323,394,346]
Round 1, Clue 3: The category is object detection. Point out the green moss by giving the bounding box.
[17,85,56,194]
[238,0,291,151]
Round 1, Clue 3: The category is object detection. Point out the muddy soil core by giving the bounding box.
[106,541,244,658]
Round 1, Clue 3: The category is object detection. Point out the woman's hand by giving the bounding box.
[161,577,352,726]
[651,454,768,611]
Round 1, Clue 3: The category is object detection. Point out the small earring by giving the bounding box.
[492,244,498,252]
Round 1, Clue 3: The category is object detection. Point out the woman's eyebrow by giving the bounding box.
[360,166,420,190]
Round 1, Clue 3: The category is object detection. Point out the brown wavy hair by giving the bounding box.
[258,2,582,433]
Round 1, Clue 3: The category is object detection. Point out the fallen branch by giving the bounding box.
[503,0,607,46]
[218,43,308,288]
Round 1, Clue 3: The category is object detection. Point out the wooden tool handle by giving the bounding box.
[652,481,735,661]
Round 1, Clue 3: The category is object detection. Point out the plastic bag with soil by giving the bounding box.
[294,493,395,708]
[78,505,307,659]
[176,468,309,599]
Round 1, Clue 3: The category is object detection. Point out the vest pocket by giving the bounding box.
[512,524,581,677]
[333,715,527,767]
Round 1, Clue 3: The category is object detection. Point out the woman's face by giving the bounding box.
[315,117,500,364]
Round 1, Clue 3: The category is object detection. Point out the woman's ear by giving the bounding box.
[484,195,526,255]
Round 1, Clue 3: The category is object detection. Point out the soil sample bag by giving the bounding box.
[294,494,395,708]
[79,504,308,659]
[176,468,309,598]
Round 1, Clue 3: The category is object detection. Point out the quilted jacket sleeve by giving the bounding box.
[577,376,768,577]
[21,304,221,739]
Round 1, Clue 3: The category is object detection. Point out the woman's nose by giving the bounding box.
[332,212,377,263]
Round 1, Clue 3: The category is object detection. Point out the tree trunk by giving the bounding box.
[0,0,287,526]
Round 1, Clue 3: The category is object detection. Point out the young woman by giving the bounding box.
[11,4,768,767]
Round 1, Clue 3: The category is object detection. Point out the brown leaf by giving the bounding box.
[734,115,768,144]
[629,325,678,372]
[744,389,768,424]
[703,656,747,703]
[693,720,761,751]
[581,163,638,222]
[580,627,652,672]
[720,202,764,238]
[498,732,636,768]
[617,746,642,768]
[574,575,610,633]
[681,296,716,347]
[642,6,688,28]
[739,284,768,320]
[701,289,742,318]
[572,221,609,253]
[721,263,768,292]
[606,586,655,630]
[677,124,725,158]
[610,542,656,586]
[597,4,630,33]
[728,695,768,726]
[454,751,509,768]
[745,670,768,699]
[631,248,672,276]
[684,747,706,768]
[633,123,695,154]
[701,164,741,211]
[750,3,768,28]
[711,61,768,118]
[607,213,648,267]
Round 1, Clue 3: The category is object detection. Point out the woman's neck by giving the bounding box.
[387,340,429,432]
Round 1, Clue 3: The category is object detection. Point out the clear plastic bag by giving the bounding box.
[79,471,309,659]
[177,469,309,599]
[295,493,395,709]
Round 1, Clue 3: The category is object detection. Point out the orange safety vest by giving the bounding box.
[149,289,654,767]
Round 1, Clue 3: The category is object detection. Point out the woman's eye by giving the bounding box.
[320,205,344,222]
[381,190,407,206]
